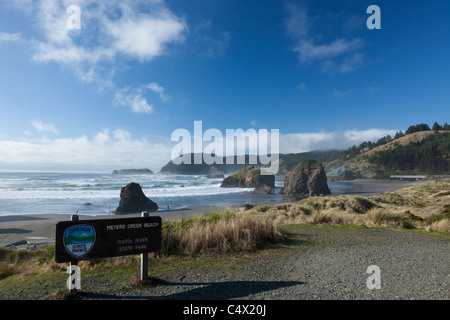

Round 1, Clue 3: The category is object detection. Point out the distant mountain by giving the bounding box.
[159,154,258,175]
[159,151,340,176]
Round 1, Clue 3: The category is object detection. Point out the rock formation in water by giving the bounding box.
[114,182,158,214]
[220,165,275,194]
[280,159,331,198]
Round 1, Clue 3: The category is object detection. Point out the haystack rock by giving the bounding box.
[220,165,275,193]
[280,159,331,198]
[114,182,158,214]
[338,170,355,181]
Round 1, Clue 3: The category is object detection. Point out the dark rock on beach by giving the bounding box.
[280,159,331,198]
[253,185,274,195]
[114,182,158,214]
[329,170,356,181]
[220,166,275,191]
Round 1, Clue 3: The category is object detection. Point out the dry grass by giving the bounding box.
[162,210,281,255]
[0,245,69,279]
[246,178,450,234]
[428,219,450,234]
[0,261,13,280]
[362,131,438,156]
[365,208,413,228]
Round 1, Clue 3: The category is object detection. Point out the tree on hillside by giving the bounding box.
[394,131,404,139]
[405,123,431,135]
[443,122,449,130]
[432,122,443,131]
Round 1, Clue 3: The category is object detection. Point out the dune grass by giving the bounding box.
[246,178,450,234]
[162,210,281,255]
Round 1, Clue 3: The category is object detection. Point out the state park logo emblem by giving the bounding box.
[63,225,96,258]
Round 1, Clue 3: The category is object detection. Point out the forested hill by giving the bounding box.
[366,131,449,175]
[159,122,450,177]
[326,122,450,177]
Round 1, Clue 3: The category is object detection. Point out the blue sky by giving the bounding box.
[0,0,449,172]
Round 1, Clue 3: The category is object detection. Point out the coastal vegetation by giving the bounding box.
[326,122,450,177]
[161,210,280,255]
[247,177,450,234]
[1,178,448,291]
[368,132,450,175]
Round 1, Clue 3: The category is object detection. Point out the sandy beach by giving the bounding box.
[0,179,424,249]
[0,206,224,248]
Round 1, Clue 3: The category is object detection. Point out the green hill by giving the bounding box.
[324,123,450,178]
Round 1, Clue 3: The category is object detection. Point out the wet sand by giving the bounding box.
[0,179,424,248]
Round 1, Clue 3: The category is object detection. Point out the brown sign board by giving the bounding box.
[55,216,162,263]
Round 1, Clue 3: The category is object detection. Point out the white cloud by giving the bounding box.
[284,3,312,39]
[102,5,186,62]
[114,88,154,114]
[0,129,172,172]
[295,38,364,63]
[114,82,169,114]
[0,127,400,171]
[30,120,59,134]
[9,0,187,86]
[146,82,169,102]
[280,129,398,154]
[285,5,365,74]
[129,95,154,114]
[0,31,22,42]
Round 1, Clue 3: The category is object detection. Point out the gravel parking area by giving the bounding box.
[76,225,449,300]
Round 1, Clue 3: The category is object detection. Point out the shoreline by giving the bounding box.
[0,179,425,248]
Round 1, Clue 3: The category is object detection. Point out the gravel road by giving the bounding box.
[76,225,449,300]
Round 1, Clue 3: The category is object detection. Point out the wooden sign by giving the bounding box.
[55,216,162,263]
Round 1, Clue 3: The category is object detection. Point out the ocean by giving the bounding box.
[0,171,351,217]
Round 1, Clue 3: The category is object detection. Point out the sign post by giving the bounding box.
[68,214,80,292]
[141,211,149,281]
[55,213,162,290]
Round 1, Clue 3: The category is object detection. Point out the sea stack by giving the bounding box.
[220,165,275,194]
[114,182,158,214]
[280,159,331,198]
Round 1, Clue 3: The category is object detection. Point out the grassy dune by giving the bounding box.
[246,177,450,234]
